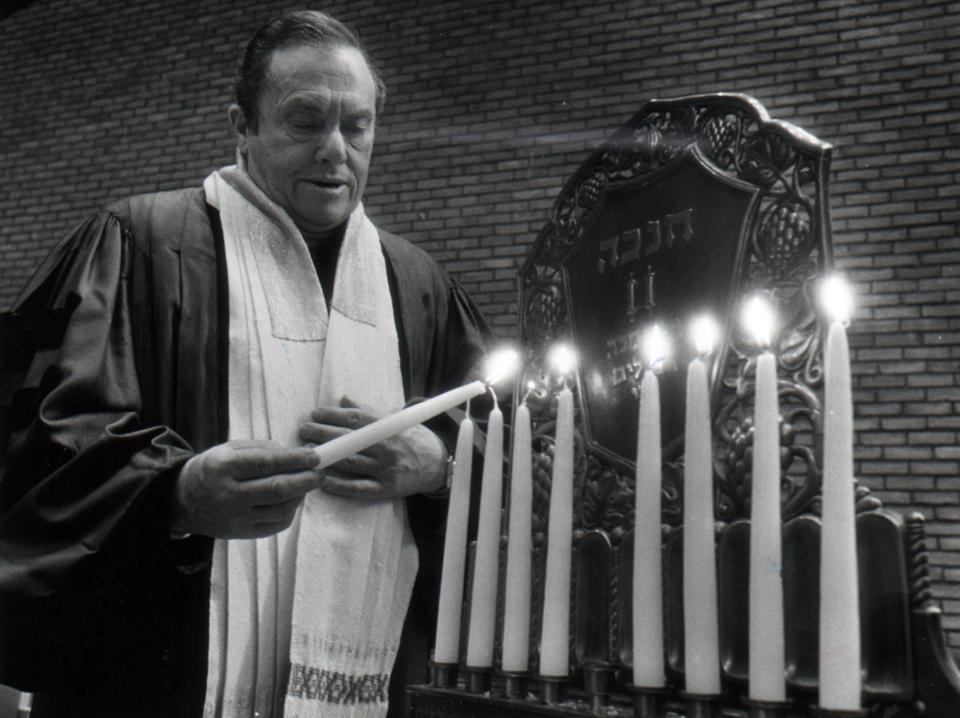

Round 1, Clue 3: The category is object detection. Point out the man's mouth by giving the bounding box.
[306,179,348,190]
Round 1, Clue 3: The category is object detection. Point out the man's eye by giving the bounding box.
[291,121,320,131]
[286,115,323,132]
[343,120,371,135]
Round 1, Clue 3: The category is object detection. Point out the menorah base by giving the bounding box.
[408,684,634,717]
[681,692,721,718]
[745,698,792,718]
[583,664,613,711]
[625,684,671,718]
[428,660,458,689]
[500,670,530,699]
[462,666,491,694]
[539,675,568,705]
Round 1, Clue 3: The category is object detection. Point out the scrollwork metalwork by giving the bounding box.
[578,457,632,541]
[907,512,935,610]
[521,94,844,531]
[515,98,849,708]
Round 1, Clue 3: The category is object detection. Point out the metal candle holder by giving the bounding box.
[682,691,722,718]
[429,660,459,689]
[500,670,530,700]
[744,698,793,718]
[582,663,613,712]
[462,666,491,694]
[626,684,671,718]
[813,708,868,718]
[538,675,568,705]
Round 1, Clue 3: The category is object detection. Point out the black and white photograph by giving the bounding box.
[1,2,958,717]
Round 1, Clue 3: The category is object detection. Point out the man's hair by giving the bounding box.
[235,10,386,132]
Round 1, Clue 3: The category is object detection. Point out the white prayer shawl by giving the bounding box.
[202,166,418,718]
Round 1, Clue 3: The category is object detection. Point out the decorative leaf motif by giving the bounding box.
[740,131,798,190]
[699,113,739,169]
[524,283,565,347]
[779,294,820,379]
[580,456,633,540]
[756,200,813,279]
[662,459,684,526]
[576,172,608,211]
[531,432,554,537]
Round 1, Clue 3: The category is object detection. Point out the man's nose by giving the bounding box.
[315,128,347,165]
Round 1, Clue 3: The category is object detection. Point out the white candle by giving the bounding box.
[539,382,575,677]
[313,347,519,468]
[502,397,533,673]
[433,414,476,665]
[745,297,786,703]
[819,277,861,711]
[683,317,721,695]
[313,381,485,466]
[633,374,664,686]
[466,403,504,669]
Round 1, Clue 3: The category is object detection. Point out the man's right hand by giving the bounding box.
[169,439,321,539]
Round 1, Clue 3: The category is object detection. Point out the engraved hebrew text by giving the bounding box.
[596,208,695,274]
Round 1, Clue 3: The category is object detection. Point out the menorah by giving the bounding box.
[405,94,960,718]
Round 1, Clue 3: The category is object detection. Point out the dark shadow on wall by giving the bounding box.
[1,0,37,21]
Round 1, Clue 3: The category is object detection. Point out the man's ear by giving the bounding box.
[228,104,250,152]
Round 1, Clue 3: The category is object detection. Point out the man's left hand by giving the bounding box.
[299,396,448,498]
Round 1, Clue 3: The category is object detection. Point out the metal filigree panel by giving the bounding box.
[518,93,835,536]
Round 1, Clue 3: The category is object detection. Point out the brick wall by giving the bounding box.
[1,0,959,653]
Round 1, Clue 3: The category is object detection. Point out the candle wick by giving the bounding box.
[465,396,473,421]
[487,385,499,410]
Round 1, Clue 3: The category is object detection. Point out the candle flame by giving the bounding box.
[521,379,537,405]
[642,324,671,370]
[742,296,775,348]
[548,343,578,376]
[483,347,521,385]
[820,274,854,324]
[690,314,719,356]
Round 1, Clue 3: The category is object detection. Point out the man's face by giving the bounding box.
[235,43,377,237]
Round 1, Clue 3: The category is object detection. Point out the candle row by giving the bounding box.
[432,353,576,678]
[432,277,860,713]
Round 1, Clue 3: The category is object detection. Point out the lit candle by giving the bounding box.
[539,344,578,678]
[466,396,504,669]
[433,409,476,666]
[818,276,862,711]
[502,383,535,673]
[633,324,670,688]
[312,348,518,467]
[683,316,721,696]
[743,297,787,703]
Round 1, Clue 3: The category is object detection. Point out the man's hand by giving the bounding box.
[170,439,322,539]
[299,396,448,499]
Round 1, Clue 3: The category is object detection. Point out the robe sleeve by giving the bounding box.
[0,210,195,689]
[408,268,493,565]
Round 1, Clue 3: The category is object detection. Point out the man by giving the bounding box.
[0,10,490,718]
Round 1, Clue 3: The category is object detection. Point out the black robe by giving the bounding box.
[0,188,491,717]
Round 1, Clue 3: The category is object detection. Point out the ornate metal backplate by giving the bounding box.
[562,150,755,466]
[518,93,835,532]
